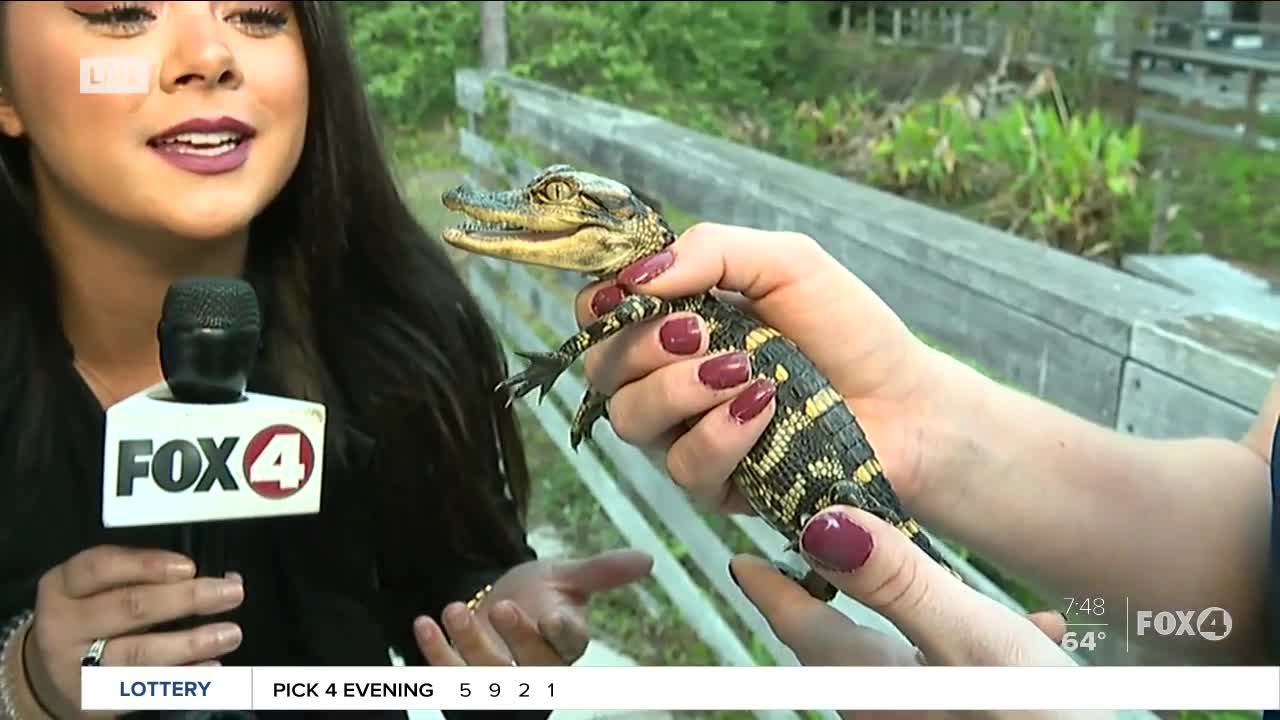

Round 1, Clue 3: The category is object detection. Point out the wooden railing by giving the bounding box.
[440,66,1279,720]
[863,5,1280,149]
[860,5,1280,68]
[1126,44,1280,147]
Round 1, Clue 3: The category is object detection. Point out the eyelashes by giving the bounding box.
[233,6,290,33]
[72,3,154,30]
[71,3,290,37]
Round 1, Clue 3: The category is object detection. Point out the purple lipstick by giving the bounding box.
[148,116,256,175]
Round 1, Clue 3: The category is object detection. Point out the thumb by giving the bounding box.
[798,506,1074,667]
[553,549,654,595]
[613,222,842,302]
[1027,609,1068,644]
[573,222,847,327]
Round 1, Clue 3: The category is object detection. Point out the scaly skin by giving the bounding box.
[441,164,958,601]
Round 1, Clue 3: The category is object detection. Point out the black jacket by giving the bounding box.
[0,340,550,720]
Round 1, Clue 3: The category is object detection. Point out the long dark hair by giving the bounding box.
[0,2,533,583]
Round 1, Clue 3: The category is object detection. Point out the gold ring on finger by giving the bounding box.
[81,638,108,667]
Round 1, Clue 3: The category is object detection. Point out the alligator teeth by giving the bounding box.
[459,220,525,232]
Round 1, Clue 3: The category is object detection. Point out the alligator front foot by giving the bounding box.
[569,388,609,451]
[497,350,571,405]
[797,567,837,602]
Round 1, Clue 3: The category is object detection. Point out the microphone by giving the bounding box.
[158,276,261,406]
[157,277,259,580]
[101,277,326,579]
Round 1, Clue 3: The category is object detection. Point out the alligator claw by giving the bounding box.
[569,424,590,451]
[498,350,570,403]
[771,558,806,584]
[568,391,609,452]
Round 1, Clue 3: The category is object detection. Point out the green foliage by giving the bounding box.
[1166,142,1280,261]
[869,91,984,201]
[344,0,836,131]
[345,0,1276,266]
[338,0,1155,261]
[862,91,1144,259]
[343,1,480,126]
[504,1,830,132]
[984,103,1144,258]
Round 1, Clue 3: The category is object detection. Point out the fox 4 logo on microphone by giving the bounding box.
[101,382,326,528]
[1134,607,1233,642]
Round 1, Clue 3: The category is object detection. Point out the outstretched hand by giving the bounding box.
[732,504,1090,717]
[413,549,653,667]
[783,504,1075,667]
[731,548,1073,720]
[727,503,1090,720]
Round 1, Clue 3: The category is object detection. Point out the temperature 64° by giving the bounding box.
[1061,630,1105,651]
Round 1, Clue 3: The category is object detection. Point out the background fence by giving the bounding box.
[861,4,1280,150]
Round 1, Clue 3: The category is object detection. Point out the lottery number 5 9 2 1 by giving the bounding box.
[459,682,555,698]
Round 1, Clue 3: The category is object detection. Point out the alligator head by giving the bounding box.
[441,164,674,277]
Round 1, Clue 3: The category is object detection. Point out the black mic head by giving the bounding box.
[158,277,261,404]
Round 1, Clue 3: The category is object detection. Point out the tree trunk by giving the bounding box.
[480,1,508,70]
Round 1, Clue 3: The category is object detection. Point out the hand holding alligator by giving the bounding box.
[440,169,1079,681]
[443,165,1277,684]
[569,222,1081,679]
[569,221,937,515]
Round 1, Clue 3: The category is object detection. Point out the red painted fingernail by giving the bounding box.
[590,285,626,316]
[728,378,775,422]
[698,352,750,389]
[659,316,701,355]
[618,249,674,285]
[800,509,874,572]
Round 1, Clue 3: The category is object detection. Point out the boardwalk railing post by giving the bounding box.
[1244,68,1266,147]
[1125,47,1144,127]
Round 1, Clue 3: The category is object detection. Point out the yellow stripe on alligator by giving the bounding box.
[804,387,843,419]
[896,518,922,537]
[744,327,781,352]
[777,475,807,523]
[853,457,879,484]
[807,456,842,480]
[773,364,790,383]
[743,406,812,478]
[566,331,594,354]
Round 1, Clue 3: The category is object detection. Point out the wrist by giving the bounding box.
[1,611,53,720]
[905,345,1001,514]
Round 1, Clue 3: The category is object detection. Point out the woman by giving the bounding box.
[0,2,651,718]
[572,222,1278,714]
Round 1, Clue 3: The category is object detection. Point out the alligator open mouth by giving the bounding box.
[446,219,581,243]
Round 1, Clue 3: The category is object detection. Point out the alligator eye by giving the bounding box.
[541,180,574,202]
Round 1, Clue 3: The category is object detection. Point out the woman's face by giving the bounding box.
[0,1,308,242]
